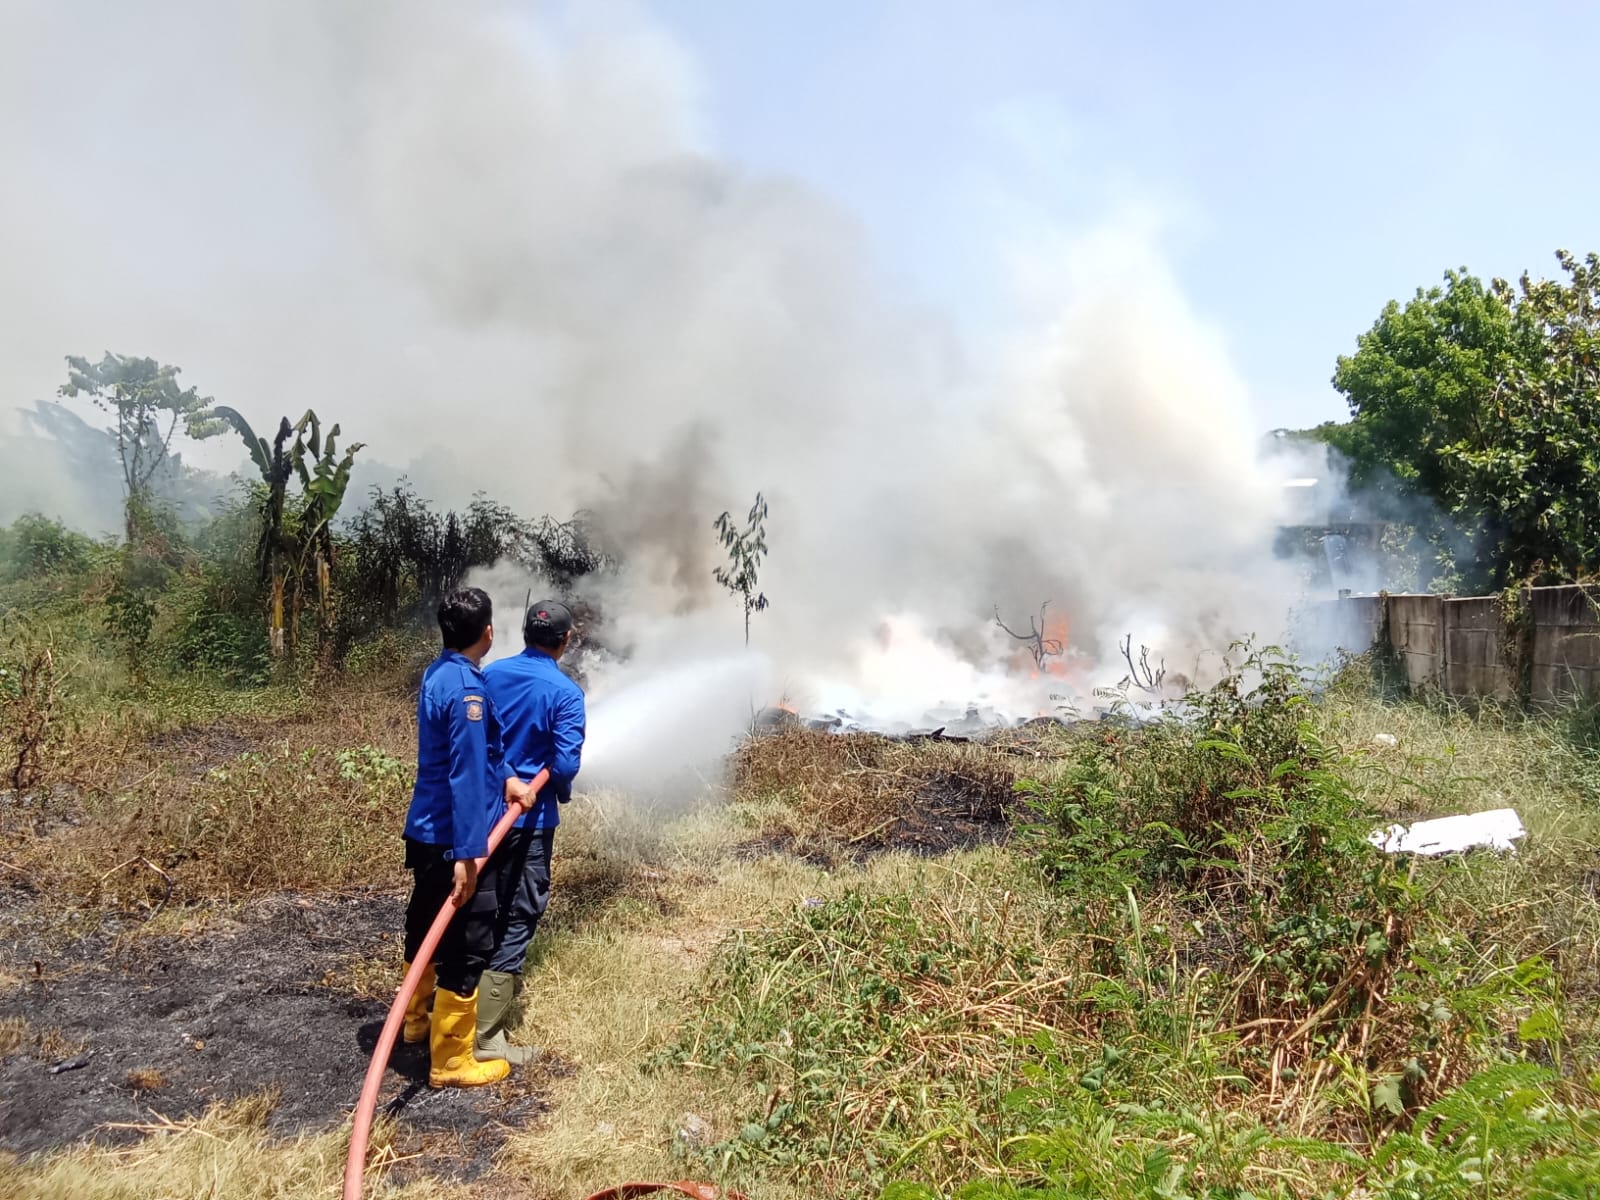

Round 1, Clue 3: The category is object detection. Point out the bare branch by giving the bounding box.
[1117,633,1167,694]
[995,601,1065,670]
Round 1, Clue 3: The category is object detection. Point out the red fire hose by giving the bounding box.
[341,771,747,1200]
[342,769,548,1200]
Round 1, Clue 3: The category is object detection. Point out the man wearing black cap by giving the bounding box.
[476,599,586,1063]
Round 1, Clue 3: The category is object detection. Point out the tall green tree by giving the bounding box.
[58,353,224,543]
[1476,252,1600,580]
[1329,252,1600,590]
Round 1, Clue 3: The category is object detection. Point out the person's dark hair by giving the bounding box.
[523,599,575,650]
[438,587,493,651]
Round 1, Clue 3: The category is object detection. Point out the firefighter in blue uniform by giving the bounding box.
[476,599,587,1063]
[400,586,531,1088]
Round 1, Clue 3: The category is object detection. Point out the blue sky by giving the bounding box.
[653,0,1600,431]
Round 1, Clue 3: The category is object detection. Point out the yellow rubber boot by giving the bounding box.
[402,960,435,1044]
[429,986,511,1089]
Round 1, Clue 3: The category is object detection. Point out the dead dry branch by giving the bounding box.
[994,602,1065,670]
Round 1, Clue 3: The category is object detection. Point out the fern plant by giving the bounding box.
[1364,1064,1600,1199]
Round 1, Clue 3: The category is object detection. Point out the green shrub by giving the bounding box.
[1022,649,1417,1041]
[664,880,1086,1192]
[1024,645,1329,894]
[679,646,1590,1198]
[168,602,270,683]
[102,576,158,680]
[880,1064,1600,1199]
[0,513,100,580]
[161,496,271,682]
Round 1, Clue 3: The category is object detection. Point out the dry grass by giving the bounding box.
[1326,690,1600,1064]
[1334,694,1600,833]
[664,861,1112,1196]
[2,665,1596,1199]
[8,672,419,911]
[11,675,1038,915]
[123,1066,168,1092]
[0,1015,28,1056]
[489,799,1007,1199]
[729,728,1021,855]
[0,1015,84,1061]
[0,1096,466,1200]
[320,950,405,1002]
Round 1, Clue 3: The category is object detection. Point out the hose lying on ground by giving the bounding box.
[584,1184,749,1199]
[342,769,549,1200]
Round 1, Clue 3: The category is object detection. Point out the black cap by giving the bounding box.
[524,599,575,645]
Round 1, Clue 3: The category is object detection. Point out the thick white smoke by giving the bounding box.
[1,0,1315,747]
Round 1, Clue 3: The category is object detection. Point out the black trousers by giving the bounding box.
[403,837,500,998]
[487,827,555,975]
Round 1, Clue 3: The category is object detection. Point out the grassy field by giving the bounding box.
[1,623,1598,1198]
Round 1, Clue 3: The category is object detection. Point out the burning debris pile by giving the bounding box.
[755,702,1078,741]
[570,599,1204,803]
[752,617,1183,740]
[755,693,1168,744]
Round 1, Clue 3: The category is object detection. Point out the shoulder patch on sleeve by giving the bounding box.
[464,699,484,722]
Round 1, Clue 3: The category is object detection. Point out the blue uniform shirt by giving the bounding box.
[404,650,516,860]
[483,648,586,830]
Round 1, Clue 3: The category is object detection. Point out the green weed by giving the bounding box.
[677,650,1599,1199]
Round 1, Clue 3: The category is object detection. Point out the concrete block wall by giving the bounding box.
[1328,584,1600,706]
[1386,594,1446,692]
[1342,593,1384,652]
[1442,597,1516,701]
[1529,585,1600,704]
[1298,593,1384,658]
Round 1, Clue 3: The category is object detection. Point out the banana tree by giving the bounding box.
[217,406,295,658]
[286,411,364,655]
[216,406,363,660]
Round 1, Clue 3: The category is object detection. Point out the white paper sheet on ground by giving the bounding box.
[1369,808,1526,856]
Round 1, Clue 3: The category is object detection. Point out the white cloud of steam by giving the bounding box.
[1,0,1330,782]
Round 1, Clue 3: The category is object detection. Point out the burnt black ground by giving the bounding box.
[744,766,1018,867]
[0,887,550,1179]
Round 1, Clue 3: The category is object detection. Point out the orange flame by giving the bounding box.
[1014,610,1079,683]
